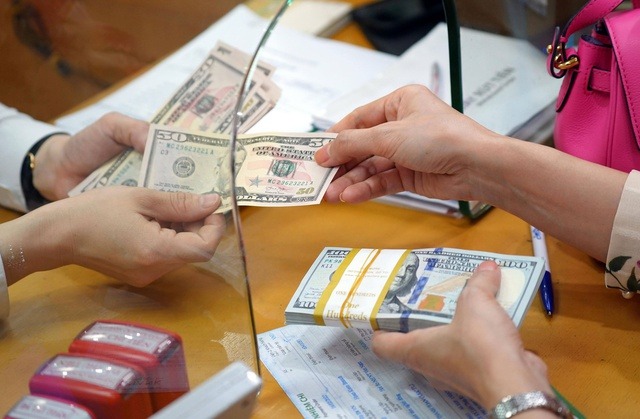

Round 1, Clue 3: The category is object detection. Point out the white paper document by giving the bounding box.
[258,325,486,418]
[55,5,396,135]
[313,22,560,138]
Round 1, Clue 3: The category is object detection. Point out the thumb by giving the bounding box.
[465,260,501,297]
[139,190,221,222]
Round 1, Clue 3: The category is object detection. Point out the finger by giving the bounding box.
[62,114,149,177]
[169,224,225,262]
[371,331,415,364]
[138,190,221,223]
[181,213,226,237]
[465,260,501,297]
[325,164,405,203]
[154,215,225,264]
[100,112,150,152]
[195,213,227,245]
[329,92,399,132]
[324,156,395,199]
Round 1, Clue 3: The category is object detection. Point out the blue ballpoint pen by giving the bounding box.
[530,226,555,316]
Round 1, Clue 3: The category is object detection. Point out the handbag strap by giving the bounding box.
[547,0,637,78]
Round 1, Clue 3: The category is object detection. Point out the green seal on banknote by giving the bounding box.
[270,160,296,177]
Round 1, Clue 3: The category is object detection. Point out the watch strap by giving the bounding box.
[490,391,573,418]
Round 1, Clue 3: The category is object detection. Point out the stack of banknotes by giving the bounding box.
[69,41,338,211]
[285,247,545,332]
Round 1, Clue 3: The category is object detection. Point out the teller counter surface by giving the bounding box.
[1,187,639,418]
[240,201,640,418]
[2,0,640,415]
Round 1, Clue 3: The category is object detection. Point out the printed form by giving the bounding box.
[258,325,486,418]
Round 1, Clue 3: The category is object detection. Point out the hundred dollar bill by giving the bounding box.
[285,247,545,332]
[139,124,338,212]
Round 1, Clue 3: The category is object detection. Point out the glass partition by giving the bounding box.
[452,0,584,143]
[0,2,296,415]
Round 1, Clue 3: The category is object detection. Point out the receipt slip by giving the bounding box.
[68,320,189,412]
[4,394,96,419]
[29,353,153,419]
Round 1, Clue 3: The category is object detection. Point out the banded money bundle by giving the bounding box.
[285,247,545,332]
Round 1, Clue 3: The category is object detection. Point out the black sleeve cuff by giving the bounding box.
[20,133,64,211]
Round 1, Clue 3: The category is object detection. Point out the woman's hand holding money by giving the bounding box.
[372,261,554,414]
[33,112,149,201]
[0,187,224,287]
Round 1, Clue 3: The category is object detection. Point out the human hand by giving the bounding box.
[314,85,504,204]
[2,187,224,287]
[315,85,627,264]
[372,261,552,410]
[33,112,149,201]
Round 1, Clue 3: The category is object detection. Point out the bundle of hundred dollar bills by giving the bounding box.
[69,41,338,211]
[285,247,545,332]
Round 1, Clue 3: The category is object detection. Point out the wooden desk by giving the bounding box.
[242,202,640,418]
[3,200,639,417]
[2,2,640,418]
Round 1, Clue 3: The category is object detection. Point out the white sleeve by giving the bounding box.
[0,103,63,213]
[0,254,8,320]
[605,170,640,295]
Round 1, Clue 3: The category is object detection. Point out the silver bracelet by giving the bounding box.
[490,391,573,418]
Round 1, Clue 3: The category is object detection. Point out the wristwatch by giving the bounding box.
[20,134,62,211]
[490,391,573,418]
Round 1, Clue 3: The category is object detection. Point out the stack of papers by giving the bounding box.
[56,5,395,136]
[246,0,353,37]
[313,22,559,138]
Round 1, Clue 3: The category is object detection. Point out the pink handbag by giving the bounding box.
[548,0,640,172]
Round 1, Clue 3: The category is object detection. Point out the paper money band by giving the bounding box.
[313,249,359,327]
[313,249,412,330]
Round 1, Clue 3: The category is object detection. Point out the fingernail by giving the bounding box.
[476,260,499,272]
[339,192,346,203]
[200,193,220,208]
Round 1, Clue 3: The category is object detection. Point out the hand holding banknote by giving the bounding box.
[35,113,148,202]
[138,125,338,212]
[285,247,545,332]
[67,41,338,210]
[372,261,554,413]
[69,41,283,198]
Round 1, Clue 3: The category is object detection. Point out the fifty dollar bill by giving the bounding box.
[139,124,339,212]
[69,41,280,197]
